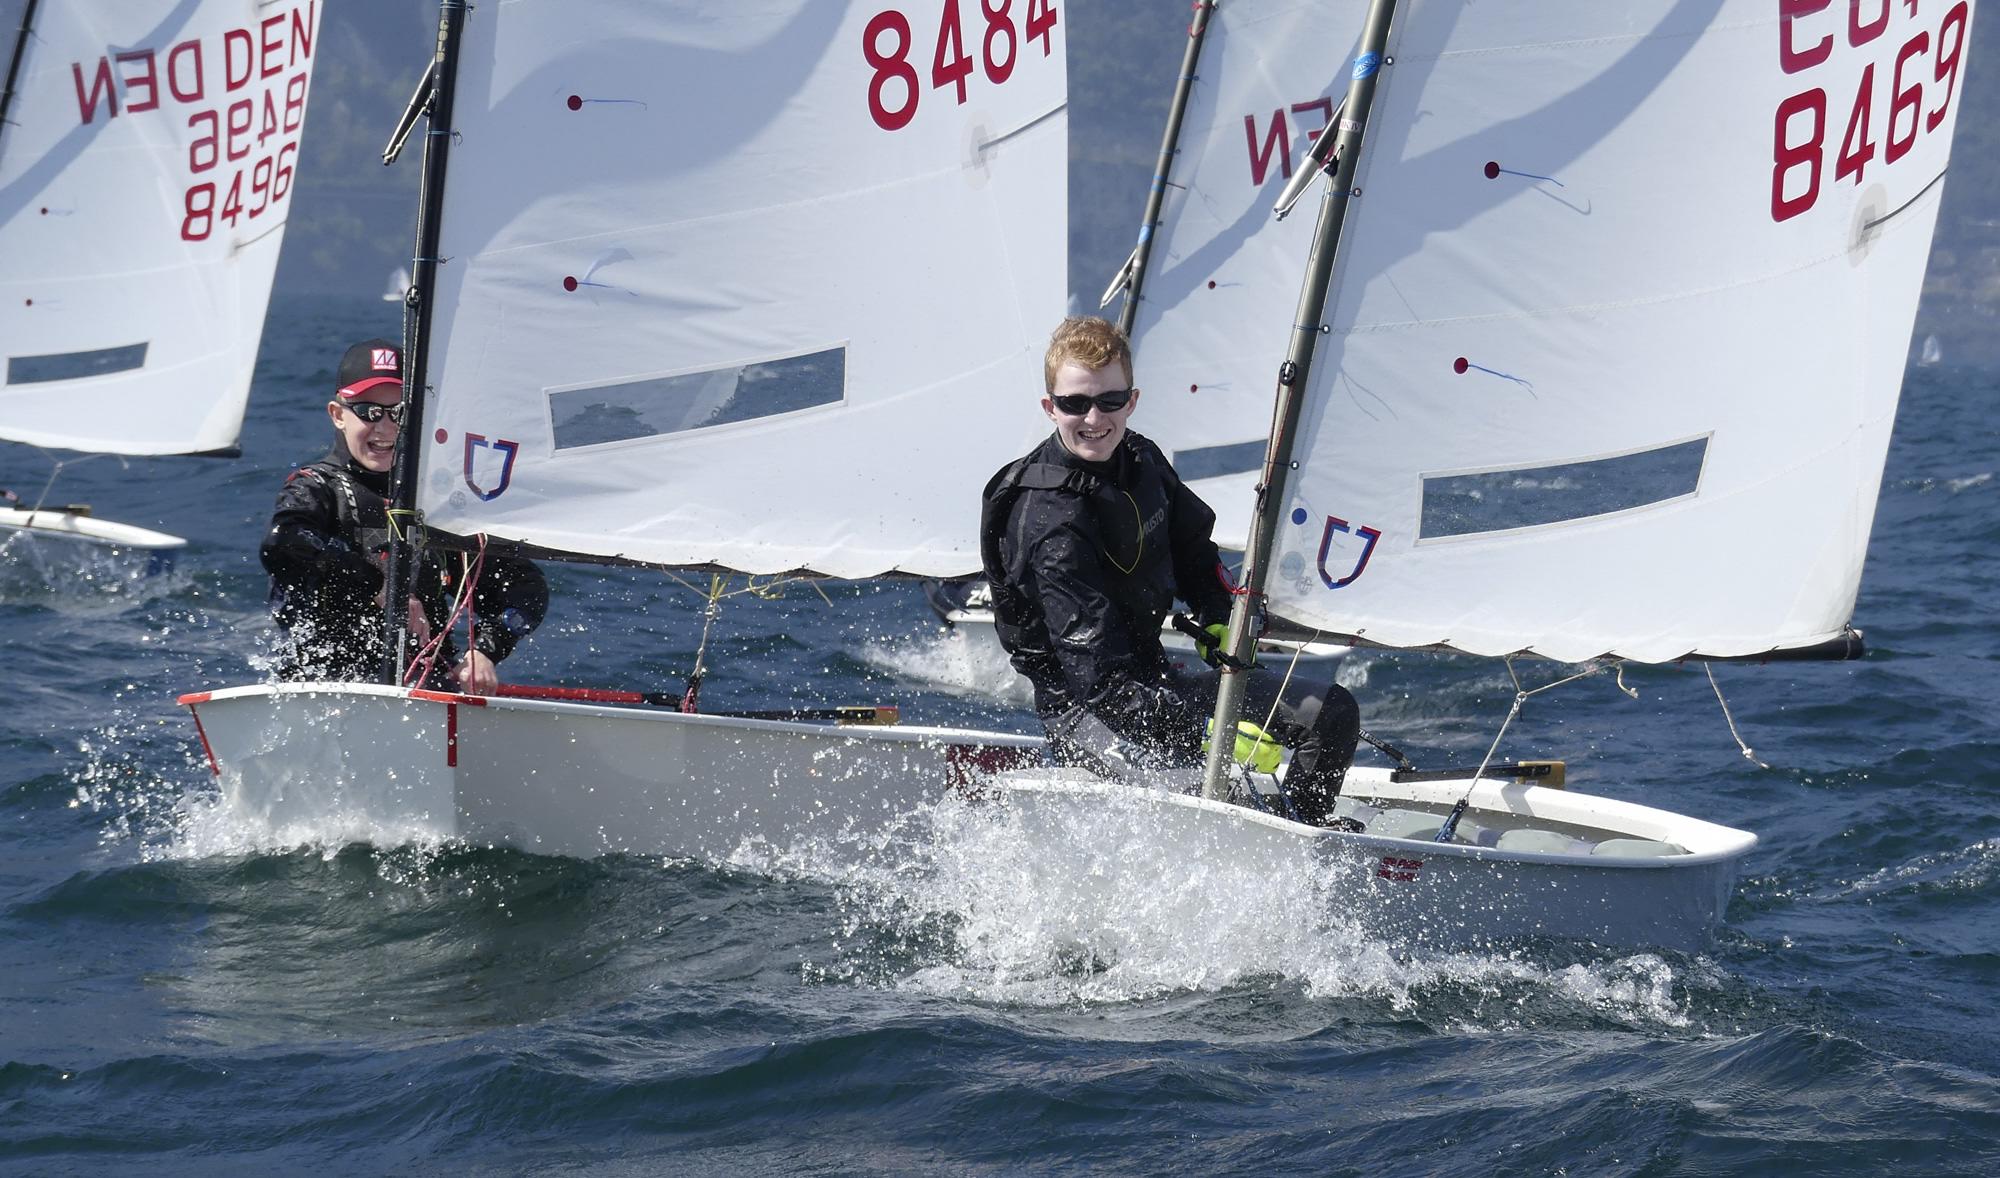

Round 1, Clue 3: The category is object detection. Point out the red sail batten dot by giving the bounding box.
[1453,357,1469,374]
[567,95,582,111]
[434,429,449,444]
[1483,161,1500,179]
[562,276,578,291]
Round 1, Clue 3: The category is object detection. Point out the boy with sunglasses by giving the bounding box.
[259,338,548,692]
[979,316,1359,825]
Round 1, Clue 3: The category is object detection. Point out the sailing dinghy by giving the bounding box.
[980,0,1973,952]
[183,0,1068,856]
[0,0,321,558]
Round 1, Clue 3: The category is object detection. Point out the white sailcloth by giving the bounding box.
[1264,0,1972,662]
[416,0,1068,577]
[0,0,321,456]
[1127,1,1366,549]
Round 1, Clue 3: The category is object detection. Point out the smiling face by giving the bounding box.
[1044,360,1139,465]
[327,387,404,473]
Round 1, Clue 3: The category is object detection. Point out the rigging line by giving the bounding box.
[975,102,1065,152]
[1704,662,1771,769]
[1437,657,1614,843]
[1863,167,1949,231]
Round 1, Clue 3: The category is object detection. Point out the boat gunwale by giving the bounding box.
[990,771,1758,869]
[178,680,1045,746]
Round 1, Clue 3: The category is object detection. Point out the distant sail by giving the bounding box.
[1919,334,1942,366]
[382,267,412,303]
[0,1,323,456]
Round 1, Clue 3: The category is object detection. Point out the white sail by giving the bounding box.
[1127,2,1366,549]
[0,1,321,456]
[382,266,411,303]
[1263,0,1971,662]
[415,0,1068,577]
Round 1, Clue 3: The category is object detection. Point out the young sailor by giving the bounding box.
[980,316,1360,825]
[259,338,547,692]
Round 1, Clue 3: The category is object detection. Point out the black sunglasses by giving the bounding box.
[344,401,406,426]
[1050,388,1135,416]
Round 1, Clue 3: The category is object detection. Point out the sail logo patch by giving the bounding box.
[462,434,519,501]
[1317,515,1382,589]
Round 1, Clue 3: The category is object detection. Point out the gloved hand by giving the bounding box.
[1205,718,1283,773]
[1194,622,1228,668]
[1192,620,1256,668]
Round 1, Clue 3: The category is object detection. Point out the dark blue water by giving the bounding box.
[3,295,1998,1175]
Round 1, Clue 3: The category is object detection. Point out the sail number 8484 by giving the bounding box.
[1771,0,1968,223]
[864,0,1058,132]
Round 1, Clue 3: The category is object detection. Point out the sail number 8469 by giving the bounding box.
[1771,0,1968,223]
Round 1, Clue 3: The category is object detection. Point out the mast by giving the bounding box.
[1104,0,1217,337]
[1200,0,1402,801]
[381,0,470,683]
[0,0,40,166]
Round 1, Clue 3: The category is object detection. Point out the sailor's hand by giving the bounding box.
[405,596,432,646]
[454,649,498,695]
[1194,622,1227,667]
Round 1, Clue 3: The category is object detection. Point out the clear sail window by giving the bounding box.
[7,342,148,384]
[549,346,846,450]
[1419,437,1708,540]
[1172,440,1264,482]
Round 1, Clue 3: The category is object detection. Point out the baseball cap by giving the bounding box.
[336,339,403,399]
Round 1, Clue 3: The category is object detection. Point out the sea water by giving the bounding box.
[2,295,1997,1174]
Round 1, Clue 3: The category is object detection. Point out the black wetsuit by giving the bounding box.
[259,441,547,687]
[981,429,1358,823]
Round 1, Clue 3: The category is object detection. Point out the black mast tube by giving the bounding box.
[381,0,469,683]
[0,0,41,163]
[1200,0,1403,799]
[1111,0,1216,337]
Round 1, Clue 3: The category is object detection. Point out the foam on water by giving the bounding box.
[760,788,1703,1031]
[861,624,1033,707]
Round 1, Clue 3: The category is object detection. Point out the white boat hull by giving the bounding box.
[181,682,1044,861]
[181,684,1753,950]
[1,507,185,551]
[986,767,1756,953]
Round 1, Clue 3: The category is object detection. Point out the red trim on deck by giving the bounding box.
[411,688,485,706]
[177,691,213,706]
[495,683,646,704]
[188,708,220,778]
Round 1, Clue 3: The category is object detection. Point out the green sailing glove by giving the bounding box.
[1204,718,1283,773]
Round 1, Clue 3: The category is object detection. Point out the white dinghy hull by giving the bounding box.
[181,682,1043,861]
[987,767,1757,953]
[1,507,186,551]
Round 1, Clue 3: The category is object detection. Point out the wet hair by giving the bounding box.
[1043,316,1133,394]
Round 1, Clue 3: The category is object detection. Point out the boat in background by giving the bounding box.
[185,0,1068,854]
[0,0,322,558]
[985,0,1970,950]
[381,266,411,303]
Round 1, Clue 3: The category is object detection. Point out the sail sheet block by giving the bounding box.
[417,1,1069,578]
[1264,0,1969,661]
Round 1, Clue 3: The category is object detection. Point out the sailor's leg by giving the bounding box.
[1235,670,1360,826]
